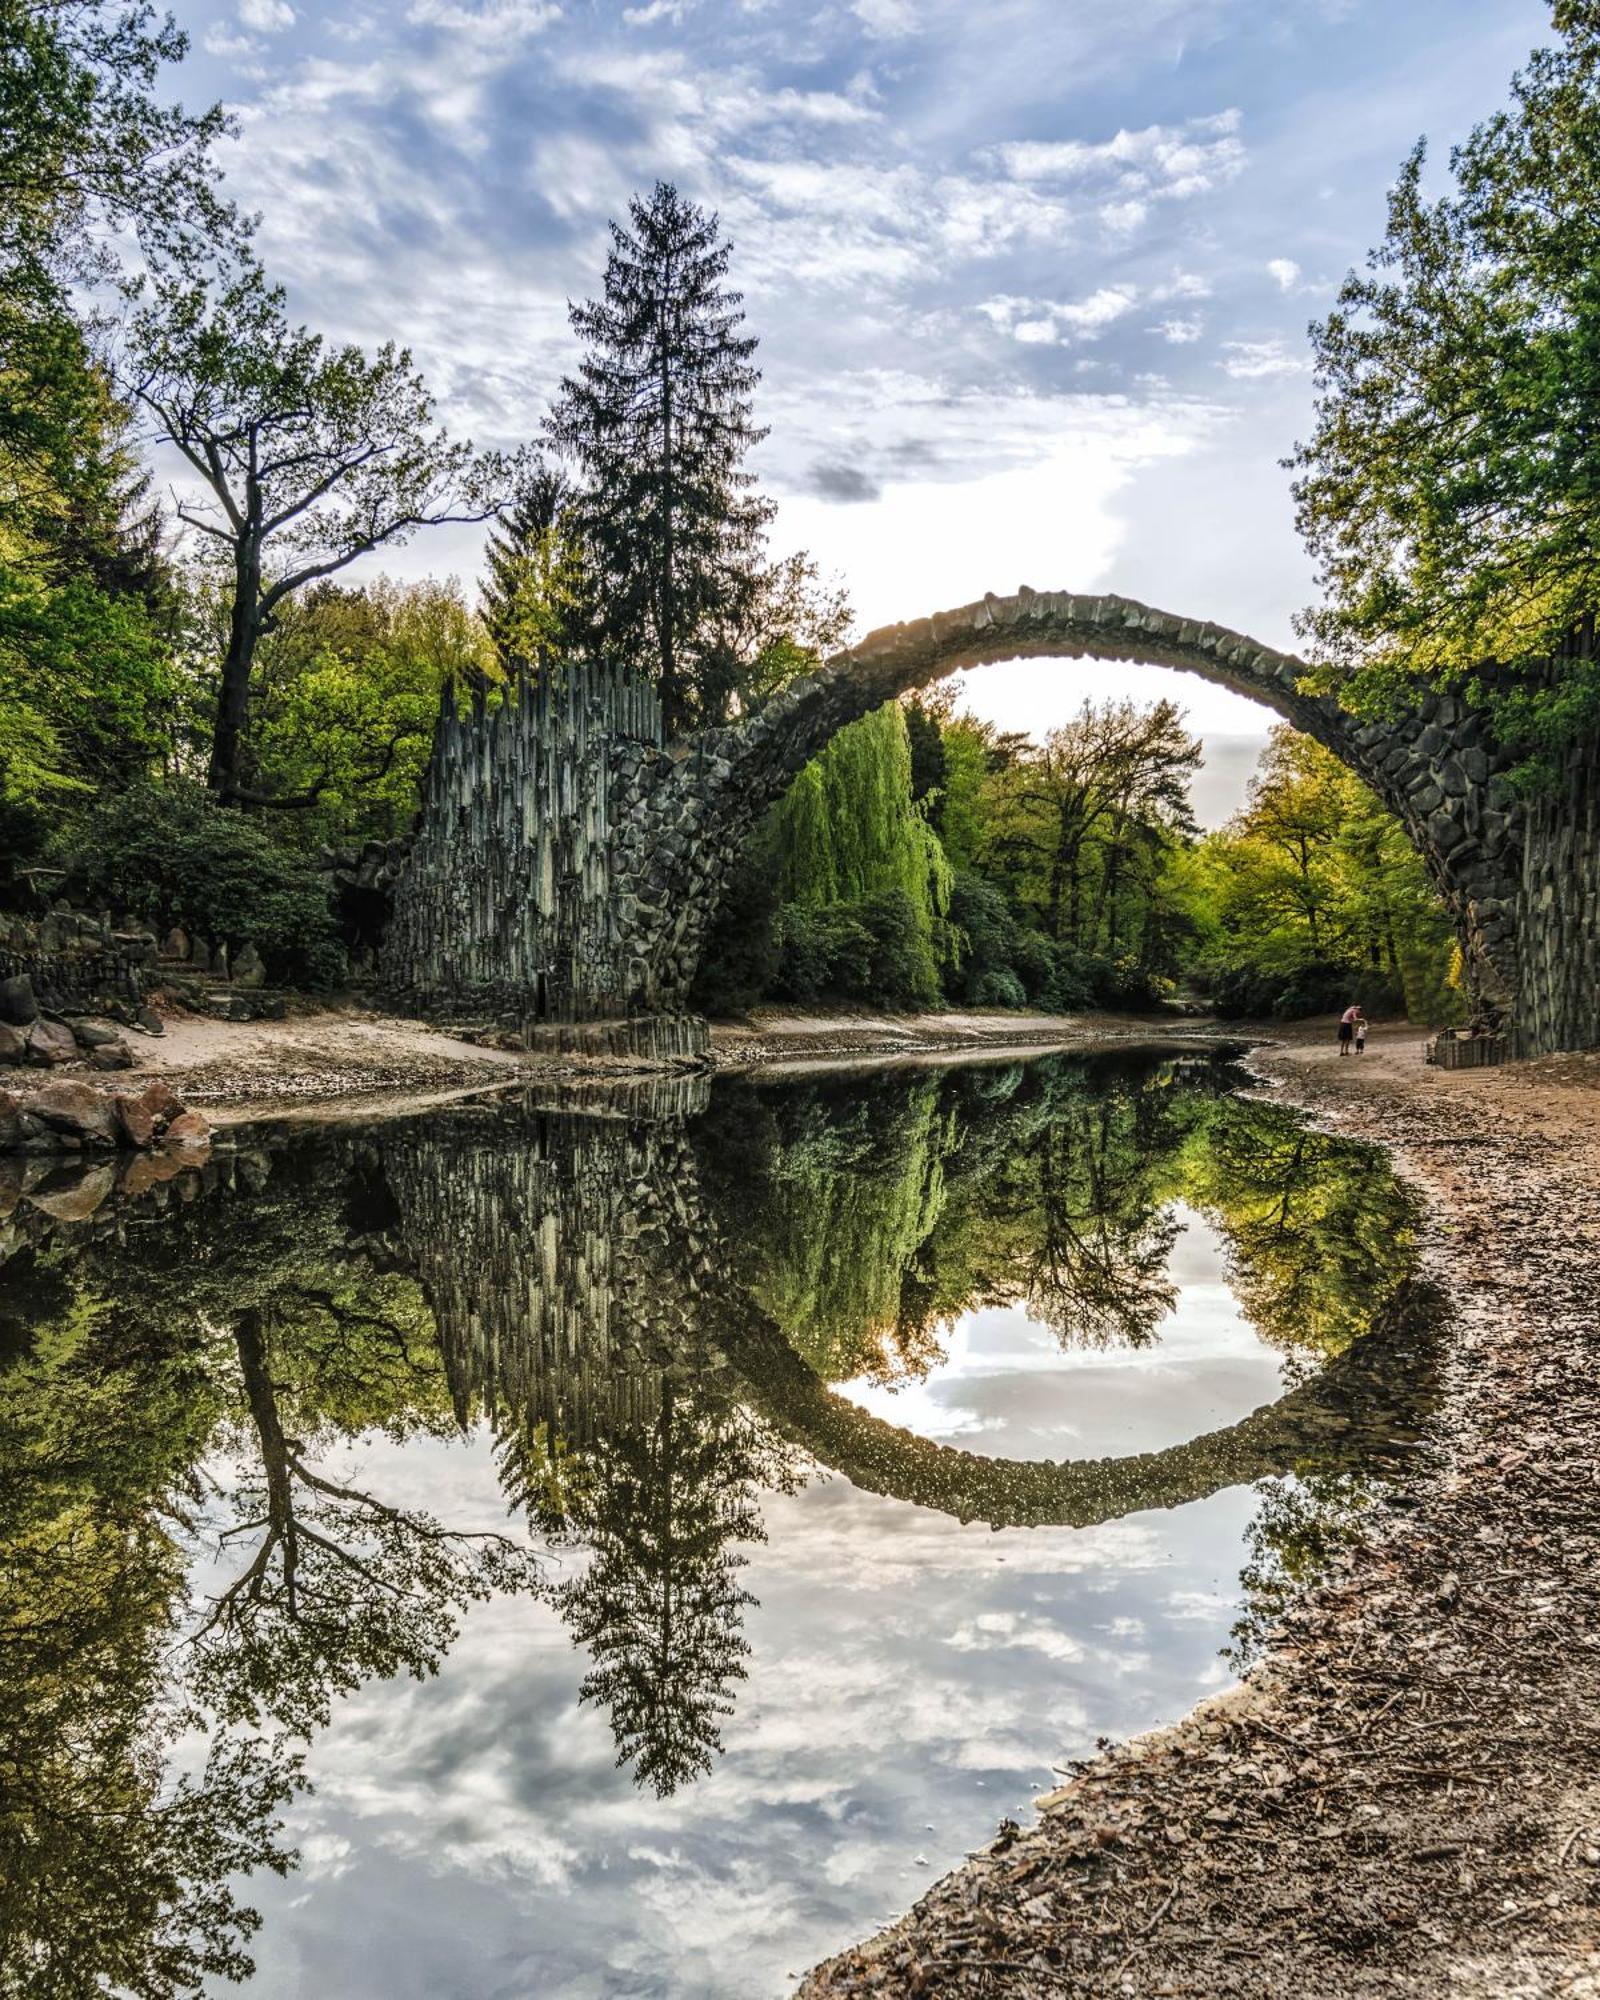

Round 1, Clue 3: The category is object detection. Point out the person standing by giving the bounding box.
[1338,1003,1359,1055]
[1355,1009,1369,1055]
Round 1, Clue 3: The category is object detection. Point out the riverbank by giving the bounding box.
[799,1034,1600,1999]
[74,1001,1226,1121]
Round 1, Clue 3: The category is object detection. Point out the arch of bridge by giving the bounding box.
[617,587,1522,1016]
[719,1284,1442,1532]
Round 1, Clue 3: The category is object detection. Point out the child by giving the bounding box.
[1354,1010,1368,1055]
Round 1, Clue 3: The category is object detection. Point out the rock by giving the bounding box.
[0,974,39,1027]
[0,1023,25,1066]
[214,943,230,981]
[233,943,266,990]
[133,1005,165,1037]
[161,1108,212,1149]
[25,1019,78,1067]
[89,1040,135,1071]
[72,1019,122,1049]
[27,1163,116,1222]
[161,926,189,962]
[113,1089,156,1146]
[189,934,212,969]
[28,1078,122,1145]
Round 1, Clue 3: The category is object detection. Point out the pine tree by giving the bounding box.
[546,182,774,735]
[479,455,578,679]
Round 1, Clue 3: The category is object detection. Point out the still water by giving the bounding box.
[0,1048,1442,1997]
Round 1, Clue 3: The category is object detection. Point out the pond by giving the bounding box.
[0,1047,1444,1998]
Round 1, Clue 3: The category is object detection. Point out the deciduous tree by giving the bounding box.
[128,257,510,803]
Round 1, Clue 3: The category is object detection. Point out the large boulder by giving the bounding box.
[28,1079,122,1146]
[0,974,38,1027]
[89,1040,135,1071]
[112,1077,184,1146]
[160,926,189,962]
[0,1023,25,1066]
[25,1019,78,1067]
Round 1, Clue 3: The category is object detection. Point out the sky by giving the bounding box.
[164,0,1549,823]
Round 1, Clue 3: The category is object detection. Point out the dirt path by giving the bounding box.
[799,1035,1600,1999]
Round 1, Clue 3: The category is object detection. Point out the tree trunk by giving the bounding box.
[208,527,263,801]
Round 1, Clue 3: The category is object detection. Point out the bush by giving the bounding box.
[59,781,345,985]
[971,966,1026,1008]
[1204,959,1407,1021]
[772,889,940,1009]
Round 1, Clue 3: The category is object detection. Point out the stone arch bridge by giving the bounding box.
[380,588,1595,1054]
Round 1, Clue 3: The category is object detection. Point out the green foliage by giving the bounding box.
[128,253,508,801]
[60,780,343,982]
[1191,727,1464,1023]
[229,576,496,850]
[689,818,783,1015]
[548,182,774,735]
[1,0,236,292]
[1290,5,1600,777]
[479,456,581,680]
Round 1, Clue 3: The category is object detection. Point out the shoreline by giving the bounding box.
[797,1035,1600,1999]
[82,1002,1241,1125]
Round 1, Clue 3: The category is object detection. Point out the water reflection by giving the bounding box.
[0,1049,1443,1994]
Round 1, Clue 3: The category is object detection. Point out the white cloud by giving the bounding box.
[853,0,917,36]
[406,0,560,35]
[978,286,1138,346]
[1153,315,1203,343]
[1219,337,1307,379]
[989,109,1246,209]
[203,25,261,58]
[1267,256,1300,290]
[238,0,295,28]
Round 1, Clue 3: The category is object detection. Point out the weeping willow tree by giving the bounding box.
[766,701,953,1007]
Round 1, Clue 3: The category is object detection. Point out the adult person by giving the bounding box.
[1338,1003,1360,1056]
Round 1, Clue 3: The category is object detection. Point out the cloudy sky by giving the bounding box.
[167,0,1548,820]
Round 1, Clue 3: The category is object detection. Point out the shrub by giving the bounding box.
[971,966,1026,1008]
[772,889,940,1009]
[59,781,345,985]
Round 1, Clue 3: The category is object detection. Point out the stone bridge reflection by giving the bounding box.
[365,1056,1443,1535]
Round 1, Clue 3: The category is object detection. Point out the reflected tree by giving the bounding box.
[1226,1473,1379,1674]
[0,1275,295,1997]
[190,1296,542,1738]
[535,1378,801,1796]
[1181,1096,1423,1361]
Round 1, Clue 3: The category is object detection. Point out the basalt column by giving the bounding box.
[380,667,706,1057]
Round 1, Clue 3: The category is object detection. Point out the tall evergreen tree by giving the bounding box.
[546,182,774,734]
[479,455,578,680]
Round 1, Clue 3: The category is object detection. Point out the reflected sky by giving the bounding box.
[214,1203,1285,1998]
[231,1428,1255,2000]
[837,1205,1285,1461]
[0,1048,1437,2000]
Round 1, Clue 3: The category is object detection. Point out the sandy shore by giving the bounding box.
[106,1001,1226,1121]
[798,1033,1600,1999]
